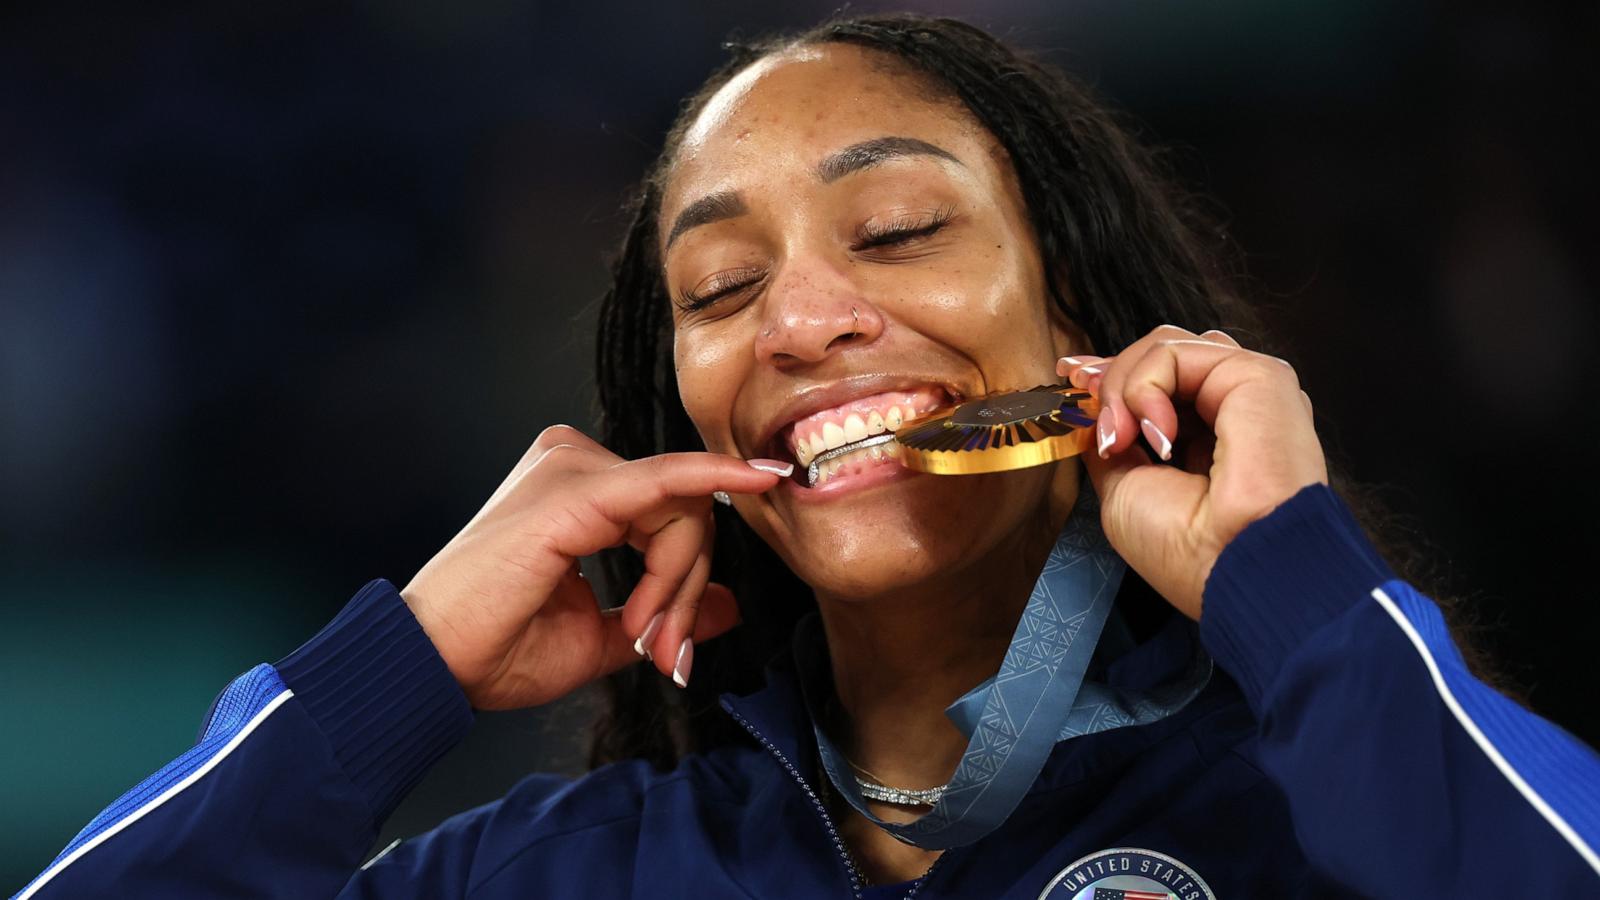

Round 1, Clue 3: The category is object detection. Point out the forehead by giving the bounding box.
[662,44,992,215]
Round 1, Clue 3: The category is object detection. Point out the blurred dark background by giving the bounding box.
[3,0,1596,887]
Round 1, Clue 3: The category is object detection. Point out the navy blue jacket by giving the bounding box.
[13,483,1600,898]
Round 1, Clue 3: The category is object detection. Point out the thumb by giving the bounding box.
[689,582,742,643]
[596,582,742,678]
[1078,441,1144,533]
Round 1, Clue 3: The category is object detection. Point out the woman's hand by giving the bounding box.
[1057,325,1328,620]
[399,425,790,710]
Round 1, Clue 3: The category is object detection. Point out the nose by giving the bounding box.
[753,262,883,366]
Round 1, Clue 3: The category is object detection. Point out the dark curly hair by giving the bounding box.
[588,12,1507,770]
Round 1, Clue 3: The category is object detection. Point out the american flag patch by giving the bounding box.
[1093,890,1170,900]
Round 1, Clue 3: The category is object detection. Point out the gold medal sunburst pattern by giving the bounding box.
[893,385,1101,475]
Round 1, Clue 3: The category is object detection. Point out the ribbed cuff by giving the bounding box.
[1198,482,1399,715]
[274,578,474,823]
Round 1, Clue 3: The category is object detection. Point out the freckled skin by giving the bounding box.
[661,45,1091,602]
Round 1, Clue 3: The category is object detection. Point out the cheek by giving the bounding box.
[673,327,745,445]
[900,243,1047,353]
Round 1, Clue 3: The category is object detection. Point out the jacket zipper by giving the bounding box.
[899,852,945,900]
[725,706,865,899]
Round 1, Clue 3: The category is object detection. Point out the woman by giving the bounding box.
[15,13,1598,899]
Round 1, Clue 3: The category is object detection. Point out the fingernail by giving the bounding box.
[1057,355,1101,376]
[746,458,794,477]
[1140,417,1173,461]
[672,638,694,688]
[1070,364,1103,389]
[634,611,663,658]
[712,490,732,506]
[1097,408,1116,459]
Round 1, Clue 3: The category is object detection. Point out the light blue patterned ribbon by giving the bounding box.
[796,475,1213,849]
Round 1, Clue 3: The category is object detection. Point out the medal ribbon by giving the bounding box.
[796,476,1213,849]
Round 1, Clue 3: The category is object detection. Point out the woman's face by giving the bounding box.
[660,44,1087,599]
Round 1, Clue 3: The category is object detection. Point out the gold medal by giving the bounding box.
[893,384,1100,475]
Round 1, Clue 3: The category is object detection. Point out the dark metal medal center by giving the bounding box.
[949,389,1059,427]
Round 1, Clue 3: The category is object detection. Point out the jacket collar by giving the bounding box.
[718,646,818,782]
[717,601,1218,793]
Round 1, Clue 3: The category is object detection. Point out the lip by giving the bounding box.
[752,373,965,465]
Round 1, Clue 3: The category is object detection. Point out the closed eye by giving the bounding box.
[851,204,957,251]
[675,204,959,313]
[676,266,766,312]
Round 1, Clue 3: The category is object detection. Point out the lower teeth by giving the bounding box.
[807,434,900,486]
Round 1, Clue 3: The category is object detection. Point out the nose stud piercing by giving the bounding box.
[851,306,860,334]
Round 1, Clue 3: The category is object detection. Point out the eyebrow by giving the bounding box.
[663,136,964,250]
[816,136,964,183]
[664,190,748,249]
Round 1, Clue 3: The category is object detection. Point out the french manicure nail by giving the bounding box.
[1058,355,1103,375]
[634,611,663,658]
[672,638,694,688]
[712,490,732,506]
[746,458,794,477]
[1140,417,1173,461]
[1073,366,1103,389]
[1097,409,1116,459]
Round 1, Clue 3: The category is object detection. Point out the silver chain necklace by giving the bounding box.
[821,695,951,808]
[846,759,949,808]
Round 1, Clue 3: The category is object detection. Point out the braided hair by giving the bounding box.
[590,13,1502,769]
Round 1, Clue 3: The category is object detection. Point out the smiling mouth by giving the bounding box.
[774,385,955,488]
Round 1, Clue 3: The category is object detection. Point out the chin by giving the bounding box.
[765,465,1059,599]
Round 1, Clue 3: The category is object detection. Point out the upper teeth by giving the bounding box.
[794,404,912,468]
[778,387,952,482]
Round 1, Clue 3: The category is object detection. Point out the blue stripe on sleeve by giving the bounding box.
[13,664,293,900]
[1373,579,1600,877]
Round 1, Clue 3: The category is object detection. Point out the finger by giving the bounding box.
[533,453,785,562]
[1056,354,1106,379]
[1198,328,1242,348]
[1075,358,1113,390]
[488,427,614,508]
[621,508,707,641]
[1087,326,1199,441]
[517,426,616,484]
[528,423,611,461]
[690,582,741,642]
[1100,340,1304,461]
[1089,327,1208,458]
[1174,404,1218,471]
[592,580,741,681]
[1079,427,1162,533]
[1119,343,1250,462]
[1202,326,1296,374]
[593,453,787,528]
[649,542,714,687]
[648,507,717,680]
[1099,340,1233,459]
